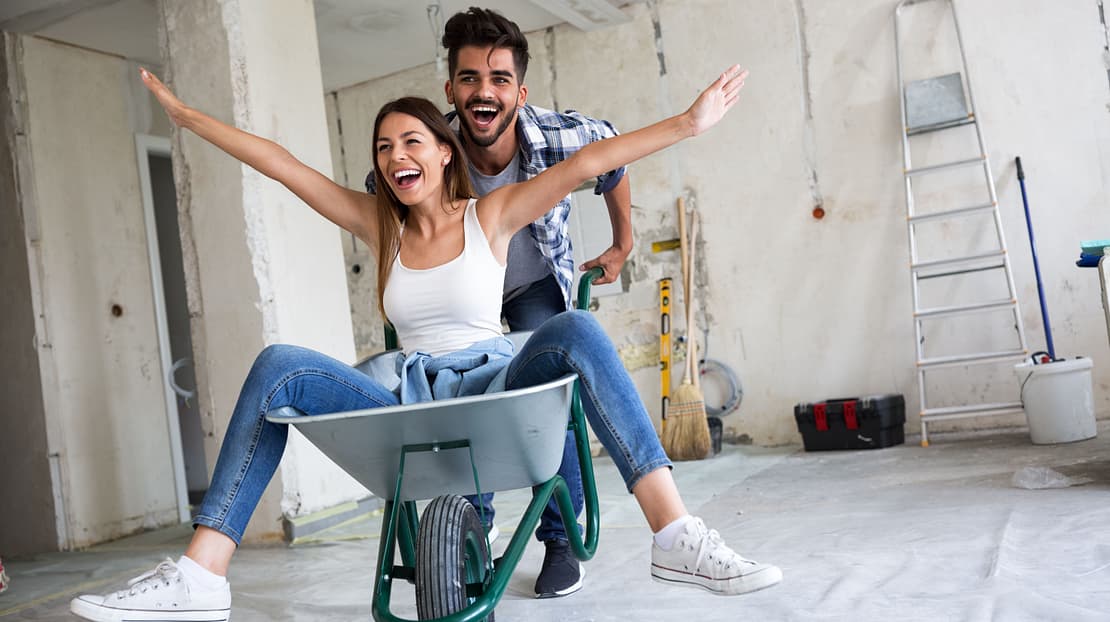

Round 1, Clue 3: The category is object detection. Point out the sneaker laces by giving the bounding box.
[119,559,180,597]
[688,518,757,574]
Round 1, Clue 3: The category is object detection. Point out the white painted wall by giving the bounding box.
[329,0,1110,445]
[19,35,178,547]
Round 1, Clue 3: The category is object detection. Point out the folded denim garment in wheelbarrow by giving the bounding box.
[371,335,514,405]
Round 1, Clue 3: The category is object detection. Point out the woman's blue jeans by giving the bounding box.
[194,310,672,546]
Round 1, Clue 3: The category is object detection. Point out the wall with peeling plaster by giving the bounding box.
[328,0,1109,446]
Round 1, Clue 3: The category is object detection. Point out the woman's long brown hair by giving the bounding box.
[370,97,476,314]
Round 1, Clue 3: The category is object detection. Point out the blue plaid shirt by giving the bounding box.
[366,103,625,309]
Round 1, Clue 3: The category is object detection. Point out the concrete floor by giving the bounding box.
[3,423,1110,621]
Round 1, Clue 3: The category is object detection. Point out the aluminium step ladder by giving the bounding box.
[894,0,1029,446]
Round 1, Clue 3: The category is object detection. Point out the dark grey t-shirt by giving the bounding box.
[467,151,551,302]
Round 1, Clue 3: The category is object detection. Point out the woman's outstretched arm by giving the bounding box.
[140,68,376,245]
[483,65,748,238]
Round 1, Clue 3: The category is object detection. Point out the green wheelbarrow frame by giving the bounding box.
[268,269,605,621]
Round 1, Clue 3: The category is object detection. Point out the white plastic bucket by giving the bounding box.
[1013,357,1097,444]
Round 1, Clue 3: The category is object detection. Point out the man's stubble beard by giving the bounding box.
[458,99,518,149]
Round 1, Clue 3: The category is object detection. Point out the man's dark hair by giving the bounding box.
[442,7,530,81]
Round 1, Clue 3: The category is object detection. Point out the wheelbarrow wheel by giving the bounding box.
[415,494,494,621]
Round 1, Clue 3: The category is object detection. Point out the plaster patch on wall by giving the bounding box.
[618,333,691,373]
[618,340,658,371]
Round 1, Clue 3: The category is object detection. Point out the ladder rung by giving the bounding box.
[918,349,1028,369]
[908,202,995,224]
[912,249,1006,273]
[906,114,976,136]
[915,299,1017,319]
[905,156,985,177]
[920,403,1024,421]
[916,263,1005,280]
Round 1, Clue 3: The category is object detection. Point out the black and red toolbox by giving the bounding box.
[794,394,905,451]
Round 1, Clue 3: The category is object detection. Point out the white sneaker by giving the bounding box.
[486,523,500,545]
[70,559,231,621]
[651,517,782,595]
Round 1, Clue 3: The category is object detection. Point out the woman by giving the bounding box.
[70,64,778,622]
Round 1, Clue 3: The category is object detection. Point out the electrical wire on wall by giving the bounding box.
[698,327,743,416]
[676,327,743,417]
[427,3,446,78]
[700,358,742,416]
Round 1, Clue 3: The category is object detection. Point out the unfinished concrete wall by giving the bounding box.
[0,32,56,556]
[15,34,179,547]
[161,0,365,540]
[330,0,1110,444]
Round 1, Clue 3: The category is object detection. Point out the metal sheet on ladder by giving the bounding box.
[905,73,970,133]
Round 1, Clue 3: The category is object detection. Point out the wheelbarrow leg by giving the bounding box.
[398,501,419,569]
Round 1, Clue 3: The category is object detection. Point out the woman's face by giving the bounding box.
[375,112,453,207]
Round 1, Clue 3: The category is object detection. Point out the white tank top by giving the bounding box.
[383,199,505,357]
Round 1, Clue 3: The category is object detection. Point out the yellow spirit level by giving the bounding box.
[659,277,672,433]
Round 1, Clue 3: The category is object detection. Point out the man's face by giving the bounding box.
[445,45,527,148]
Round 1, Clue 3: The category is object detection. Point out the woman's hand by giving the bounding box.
[686,65,748,136]
[140,67,190,127]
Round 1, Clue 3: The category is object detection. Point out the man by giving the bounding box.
[366,7,632,599]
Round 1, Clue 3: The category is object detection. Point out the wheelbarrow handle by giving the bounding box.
[576,267,605,311]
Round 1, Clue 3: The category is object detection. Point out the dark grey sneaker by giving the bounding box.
[534,540,584,599]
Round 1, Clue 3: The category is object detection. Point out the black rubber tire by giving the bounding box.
[415,495,494,621]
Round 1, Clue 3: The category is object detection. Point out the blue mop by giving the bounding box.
[1015,157,1056,362]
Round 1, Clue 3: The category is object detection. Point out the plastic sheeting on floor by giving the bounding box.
[3,424,1109,621]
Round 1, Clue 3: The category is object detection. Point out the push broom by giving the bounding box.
[662,201,711,460]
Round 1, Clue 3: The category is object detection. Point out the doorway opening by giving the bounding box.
[136,135,207,520]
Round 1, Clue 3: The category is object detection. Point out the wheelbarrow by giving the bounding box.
[267,269,604,621]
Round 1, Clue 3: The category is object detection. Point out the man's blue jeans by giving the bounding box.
[492,274,586,542]
[193,311,671,546]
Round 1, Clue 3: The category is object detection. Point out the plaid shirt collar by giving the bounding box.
[446,104,578,308]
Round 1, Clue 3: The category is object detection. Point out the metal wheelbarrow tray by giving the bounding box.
[265,270,605,621]
[267,373,576,501]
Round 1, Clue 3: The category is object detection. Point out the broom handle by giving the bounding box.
[677,198,692,384]
[677,198,690,309]
[688,215,700,388]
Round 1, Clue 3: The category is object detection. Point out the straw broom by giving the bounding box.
[662,203,711,461]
